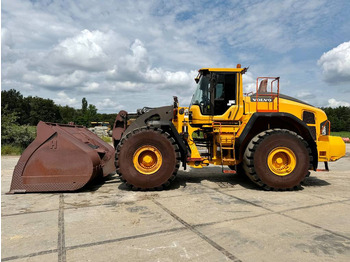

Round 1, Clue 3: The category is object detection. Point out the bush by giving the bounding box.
[2,107,37,152]
[2,124,36,149]
[1,144,23,155]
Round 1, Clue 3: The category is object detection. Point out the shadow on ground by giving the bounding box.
[302,176,331,187]
[115,166,257,192]
[78,173,122,192]
[81,166,331,193]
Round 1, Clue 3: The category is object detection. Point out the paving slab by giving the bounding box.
[197,213,350,262]
[6,252,58,262]
[66,230,230,262]
[1,210,58,259]
[64,199,185,248]
[2,194,59,216]
[222,189,335,213]
[156,190,270,225]
[63,172,213,209]
[1,156,20,170]
[283,202,350,239]
[301,171,350,200]
[2,169,14,194]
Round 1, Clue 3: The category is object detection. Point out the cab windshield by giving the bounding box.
[190,74,211,115]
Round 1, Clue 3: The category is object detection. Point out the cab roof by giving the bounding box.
[199,67,248,73]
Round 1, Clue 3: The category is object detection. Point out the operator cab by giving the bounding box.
[190,69,238,116]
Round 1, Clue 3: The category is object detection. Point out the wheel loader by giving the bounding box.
[9,65,346,193]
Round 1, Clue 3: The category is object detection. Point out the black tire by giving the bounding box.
[243,129,312,190]
[116,127,180,190]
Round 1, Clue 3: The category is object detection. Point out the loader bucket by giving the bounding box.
[8,121,116,193]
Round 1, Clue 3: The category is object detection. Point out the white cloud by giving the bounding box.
[23,70,87,89]
[327,98,350,108]
[1,28,13,47]
[123,39,149,72]
[2,0,350,112]
[296,91,313,99]
[1,28,16,61]
[318,41,350,83]
[243,72,256,93]
[54,91,78,107]
[81,82,100,92]
[96,98,124,111]
[107,39,196,91]
[50,30,111,71]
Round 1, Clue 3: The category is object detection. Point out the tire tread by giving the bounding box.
[115,127,180,190]
[243,129,312,191]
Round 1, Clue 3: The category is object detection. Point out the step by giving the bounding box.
[223,170,236,174]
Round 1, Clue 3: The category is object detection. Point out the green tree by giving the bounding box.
[1,89,123,129]
[87,104,97,120]
[25,96,62,125]
[322,106,350,132]
[1,89,30,125]
[59,105,78,124]
[74,98,99,126]
[82,97,88,115]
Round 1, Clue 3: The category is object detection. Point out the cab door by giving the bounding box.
[189,71,243,124]
[213,73,238,117]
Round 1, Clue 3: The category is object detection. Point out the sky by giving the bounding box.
[2,0,350,113]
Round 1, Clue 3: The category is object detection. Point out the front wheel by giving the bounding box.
[116,127,180,190]
[243,129,312,190]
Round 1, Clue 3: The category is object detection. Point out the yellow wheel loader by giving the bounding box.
[9,65,346,193]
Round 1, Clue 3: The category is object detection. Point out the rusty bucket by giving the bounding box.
[8,121,116,193]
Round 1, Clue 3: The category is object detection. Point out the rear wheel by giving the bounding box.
[243,129,312,190]
[116,127,180,190]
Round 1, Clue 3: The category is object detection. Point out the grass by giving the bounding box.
[101,136,112,143]
[1,144,23,155]
[331,131,350,138]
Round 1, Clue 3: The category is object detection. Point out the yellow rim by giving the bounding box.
[133,145,162,175]
[267,147,296,176]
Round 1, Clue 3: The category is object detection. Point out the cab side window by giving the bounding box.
[214,73,237,115]
[215,83,224,99]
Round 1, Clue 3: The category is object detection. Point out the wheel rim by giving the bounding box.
[267,147,296,176]
[133,145,162,175]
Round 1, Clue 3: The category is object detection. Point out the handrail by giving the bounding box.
[320,120,331,136]
[256,77,280,112]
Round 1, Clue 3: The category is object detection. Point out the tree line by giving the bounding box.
[1,89,118,150]
[1,89,117,127]
[321,106,350,132]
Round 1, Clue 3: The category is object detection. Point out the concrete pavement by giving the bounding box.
[1,144,350,261]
